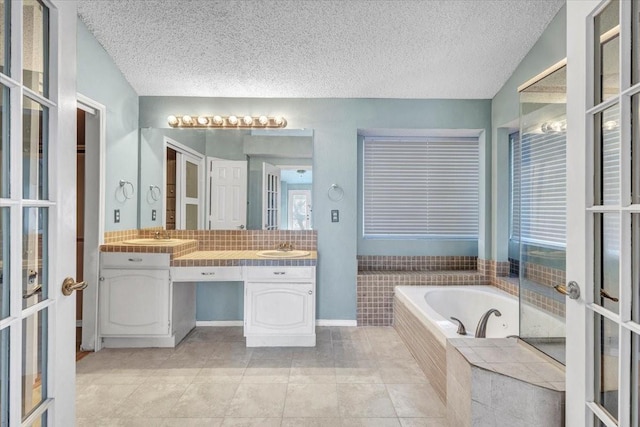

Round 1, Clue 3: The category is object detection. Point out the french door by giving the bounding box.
[0,1,77,426]
[566,1,640,426]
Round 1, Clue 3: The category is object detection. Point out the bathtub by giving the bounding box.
[394,285,518,345]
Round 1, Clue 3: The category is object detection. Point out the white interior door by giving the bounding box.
[262,162,280,230]
[566,1,640,426]
[287,189,312,230]
[1,1,78,425]
[208,158,247,230]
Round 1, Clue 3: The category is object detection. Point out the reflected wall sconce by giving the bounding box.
[540,120,566,133]
[167,114,287,128]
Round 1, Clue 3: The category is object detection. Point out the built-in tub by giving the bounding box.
[393,285,565,404]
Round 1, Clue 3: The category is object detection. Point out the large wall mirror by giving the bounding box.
[138,128,313,230]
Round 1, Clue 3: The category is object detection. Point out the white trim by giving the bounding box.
[76,93,106,353]
[195,321,244,327]
[517,58,568,93]
[316,319,358,327]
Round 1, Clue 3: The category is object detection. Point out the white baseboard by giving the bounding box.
[196,321,243,327]
[316,319,357,327]
[196,320,357,327]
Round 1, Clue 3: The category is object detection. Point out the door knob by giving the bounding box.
[61,277,87,296]
[553,281,580,300]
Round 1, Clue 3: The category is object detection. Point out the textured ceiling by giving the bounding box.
[77,0,564,99]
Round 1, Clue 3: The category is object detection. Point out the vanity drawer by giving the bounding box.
[171,266,243,282]
[244,266,315,281]
[101,252,170,269]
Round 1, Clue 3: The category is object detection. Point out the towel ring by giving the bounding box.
[149,185,161,202]
[118,180,135,200]
[327,184,344,202]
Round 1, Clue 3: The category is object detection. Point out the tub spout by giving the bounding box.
[450,317,467,335]
[474,309,502,338]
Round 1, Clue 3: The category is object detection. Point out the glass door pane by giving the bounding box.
[633,0,640,85]
[21,308,47,422]
[518,64,567,364]
[0,0,9,76]
[595,313,619,421]
[22,0,48,97]
[0,207,8,319]
[594,0,620,104]
[0,327,8,426]
[22,97,48,200]
[595,213,620,313]
[22,207,47,309]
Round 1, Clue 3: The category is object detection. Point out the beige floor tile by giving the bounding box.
[371,341,415,360]
[193,367,245,384]
[114,383,189,418]
[283,383,340,418]
[386,384,446,418]
[289,366,337,383]
[169,383,239,417]
[162,418,223,427]
[221,418,282,427]
[210,342,254,360]
[281,418,342,426]
[330,326,369,341]
[250,347,295,360]
[363,327,403,342]
[333,340,375,360]
[145,367,201,384]
[399,418,448,427]
[76,384,139,418]
[341,418,402,427]
[337,383,397,418]
[225,383,287,417]
[335,367,383,384]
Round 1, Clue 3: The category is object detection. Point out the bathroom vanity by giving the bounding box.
[98,240,317,348]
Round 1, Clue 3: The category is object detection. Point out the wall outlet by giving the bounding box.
[114,209,120,223]
[331,210,339,222]
[152,209,157,221]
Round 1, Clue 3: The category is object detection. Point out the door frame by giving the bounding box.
[77,93,106,352]
[163,137,205,229]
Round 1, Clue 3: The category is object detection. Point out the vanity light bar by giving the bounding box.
[167,114,287,128]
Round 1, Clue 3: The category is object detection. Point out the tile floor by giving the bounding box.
[76,326,447,426]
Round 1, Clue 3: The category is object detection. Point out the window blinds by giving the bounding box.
[363,137,479,238]
[518,127,566,247]
[510,133,521,240]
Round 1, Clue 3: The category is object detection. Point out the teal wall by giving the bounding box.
[77,19,139,232]
[139,97,492,320]
[490,5,567,261]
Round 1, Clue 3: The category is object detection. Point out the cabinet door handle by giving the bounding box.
[128,258,143,262]
[273,272,286,275]
[201,272,216,276]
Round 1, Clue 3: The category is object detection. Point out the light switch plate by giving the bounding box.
[114,209,120,223]
[152,209,157,221]
[331,210,339,222]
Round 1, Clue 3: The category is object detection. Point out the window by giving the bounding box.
[362,137,479,238]
[512,123,566,248]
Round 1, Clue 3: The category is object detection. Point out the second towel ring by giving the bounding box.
[328,184,344,202]
[149,185,162,202]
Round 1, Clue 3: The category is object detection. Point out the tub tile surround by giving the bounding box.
[446,339,565,427]
[76,326,449,426]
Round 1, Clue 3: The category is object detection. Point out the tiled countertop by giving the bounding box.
[100,241,317,266]
[448,337,565,391]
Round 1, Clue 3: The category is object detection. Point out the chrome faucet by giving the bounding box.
[474,309,502,338]
[450,317,467,335]
[154,229,170,240]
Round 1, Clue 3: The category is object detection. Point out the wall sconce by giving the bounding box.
[167,114,287,128]
[540,120,566,133]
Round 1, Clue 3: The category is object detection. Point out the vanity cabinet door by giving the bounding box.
[245,282,314,336]
[99,269,170,336]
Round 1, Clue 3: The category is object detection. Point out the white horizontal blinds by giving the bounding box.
[363,137,479,238]
[601,104,620,206]
[520,126,566,247]
[510,132,521,239]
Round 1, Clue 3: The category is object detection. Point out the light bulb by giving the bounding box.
[182,115,193,125]
[604,120,617,131]
[258,115,269,125]
[274,116,284,126]
[197,116,209,125]
[212,115,223,125]
[167,115,178,126]
[243,115,253,126]
[228,115,239,125]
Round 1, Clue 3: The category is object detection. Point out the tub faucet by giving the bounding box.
[450,317,467,335]
[474,309,502,338]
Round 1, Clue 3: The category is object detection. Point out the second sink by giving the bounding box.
[257,250,311,258]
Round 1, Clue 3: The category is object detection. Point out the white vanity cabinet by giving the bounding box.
[243,266,316,347]
[99,253,189,348]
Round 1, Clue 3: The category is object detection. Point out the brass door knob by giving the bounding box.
[61,277,88,296]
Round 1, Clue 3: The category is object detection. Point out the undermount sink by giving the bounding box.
[256,250,310,258]
[121,238,185,246]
